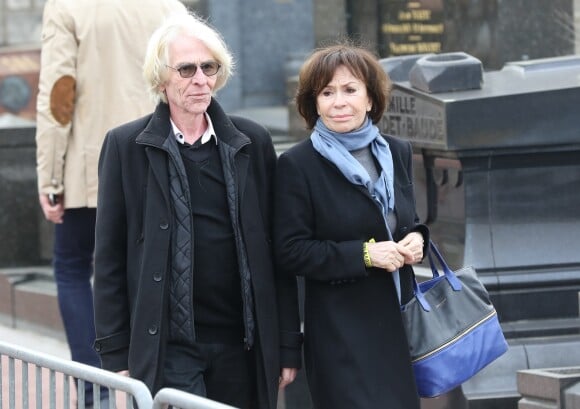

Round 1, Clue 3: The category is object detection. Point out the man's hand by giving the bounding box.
[279,367,298,389]
[39,194,64,224]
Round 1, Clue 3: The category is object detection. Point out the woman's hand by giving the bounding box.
[398,232,424,265]
[367,240,412,272]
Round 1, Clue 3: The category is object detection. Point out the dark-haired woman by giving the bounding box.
[273,43,429,409]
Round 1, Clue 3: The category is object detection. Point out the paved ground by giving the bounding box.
[0,322,69,359]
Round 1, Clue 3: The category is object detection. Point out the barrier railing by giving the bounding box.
[1,340,241,409]
[0,340,153,408]
[152,388,238,409]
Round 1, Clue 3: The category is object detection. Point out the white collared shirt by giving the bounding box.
[171,112,217,145]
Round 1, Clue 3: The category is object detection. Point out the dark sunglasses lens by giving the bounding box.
[201,62,220,76]
[178,64,197,78]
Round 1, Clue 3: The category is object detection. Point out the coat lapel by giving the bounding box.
[145,147,170,205]
[136,103,173,206]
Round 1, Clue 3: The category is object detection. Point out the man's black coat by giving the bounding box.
[93,100,301,409]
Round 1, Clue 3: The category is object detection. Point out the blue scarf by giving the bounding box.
[311,117,395,220]
[311,117,401,300]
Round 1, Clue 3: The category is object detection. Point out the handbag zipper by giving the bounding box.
[412,309,498,363]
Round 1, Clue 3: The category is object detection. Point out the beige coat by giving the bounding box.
[36,0,187,208]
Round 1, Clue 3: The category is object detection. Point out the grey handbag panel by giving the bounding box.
[401,265,496,361]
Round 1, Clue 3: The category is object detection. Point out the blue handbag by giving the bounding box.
[401,241,508,398]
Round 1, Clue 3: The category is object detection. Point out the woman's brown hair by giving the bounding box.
[295,42,392,130]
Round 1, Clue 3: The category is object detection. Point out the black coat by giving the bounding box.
[273,134,428,409]
[93,100,302,409]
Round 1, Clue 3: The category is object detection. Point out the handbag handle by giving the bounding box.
[427,241,462,291]
[411,241,462,312]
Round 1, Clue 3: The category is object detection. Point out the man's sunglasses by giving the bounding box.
[165,61,221,78]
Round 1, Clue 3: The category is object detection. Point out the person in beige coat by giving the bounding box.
[35,0,187,405]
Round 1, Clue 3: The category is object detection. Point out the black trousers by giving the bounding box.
[163,342,257,408]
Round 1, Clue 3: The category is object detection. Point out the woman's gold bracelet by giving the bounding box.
[363,241,373,268]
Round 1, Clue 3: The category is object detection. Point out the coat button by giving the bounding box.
[148,325,158,335]
[94,342,102,352]
[153,272,162,282]
[159,221,169,230]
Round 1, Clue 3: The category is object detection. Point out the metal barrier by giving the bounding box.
[0,340,153,408]
[1,340,242,409]
[152,388,238,409]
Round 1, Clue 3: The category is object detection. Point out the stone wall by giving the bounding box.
[576,0,580,53]
[206,0,314,111]
[0,0,45,47]
[0,125,49,267]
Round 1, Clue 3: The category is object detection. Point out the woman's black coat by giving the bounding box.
[274,133,428,409]
[93,100,301,409]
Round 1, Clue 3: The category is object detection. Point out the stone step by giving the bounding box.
[0,266,64,339]
[502,317,580,339]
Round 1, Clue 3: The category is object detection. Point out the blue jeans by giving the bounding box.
[53,208,101,402]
